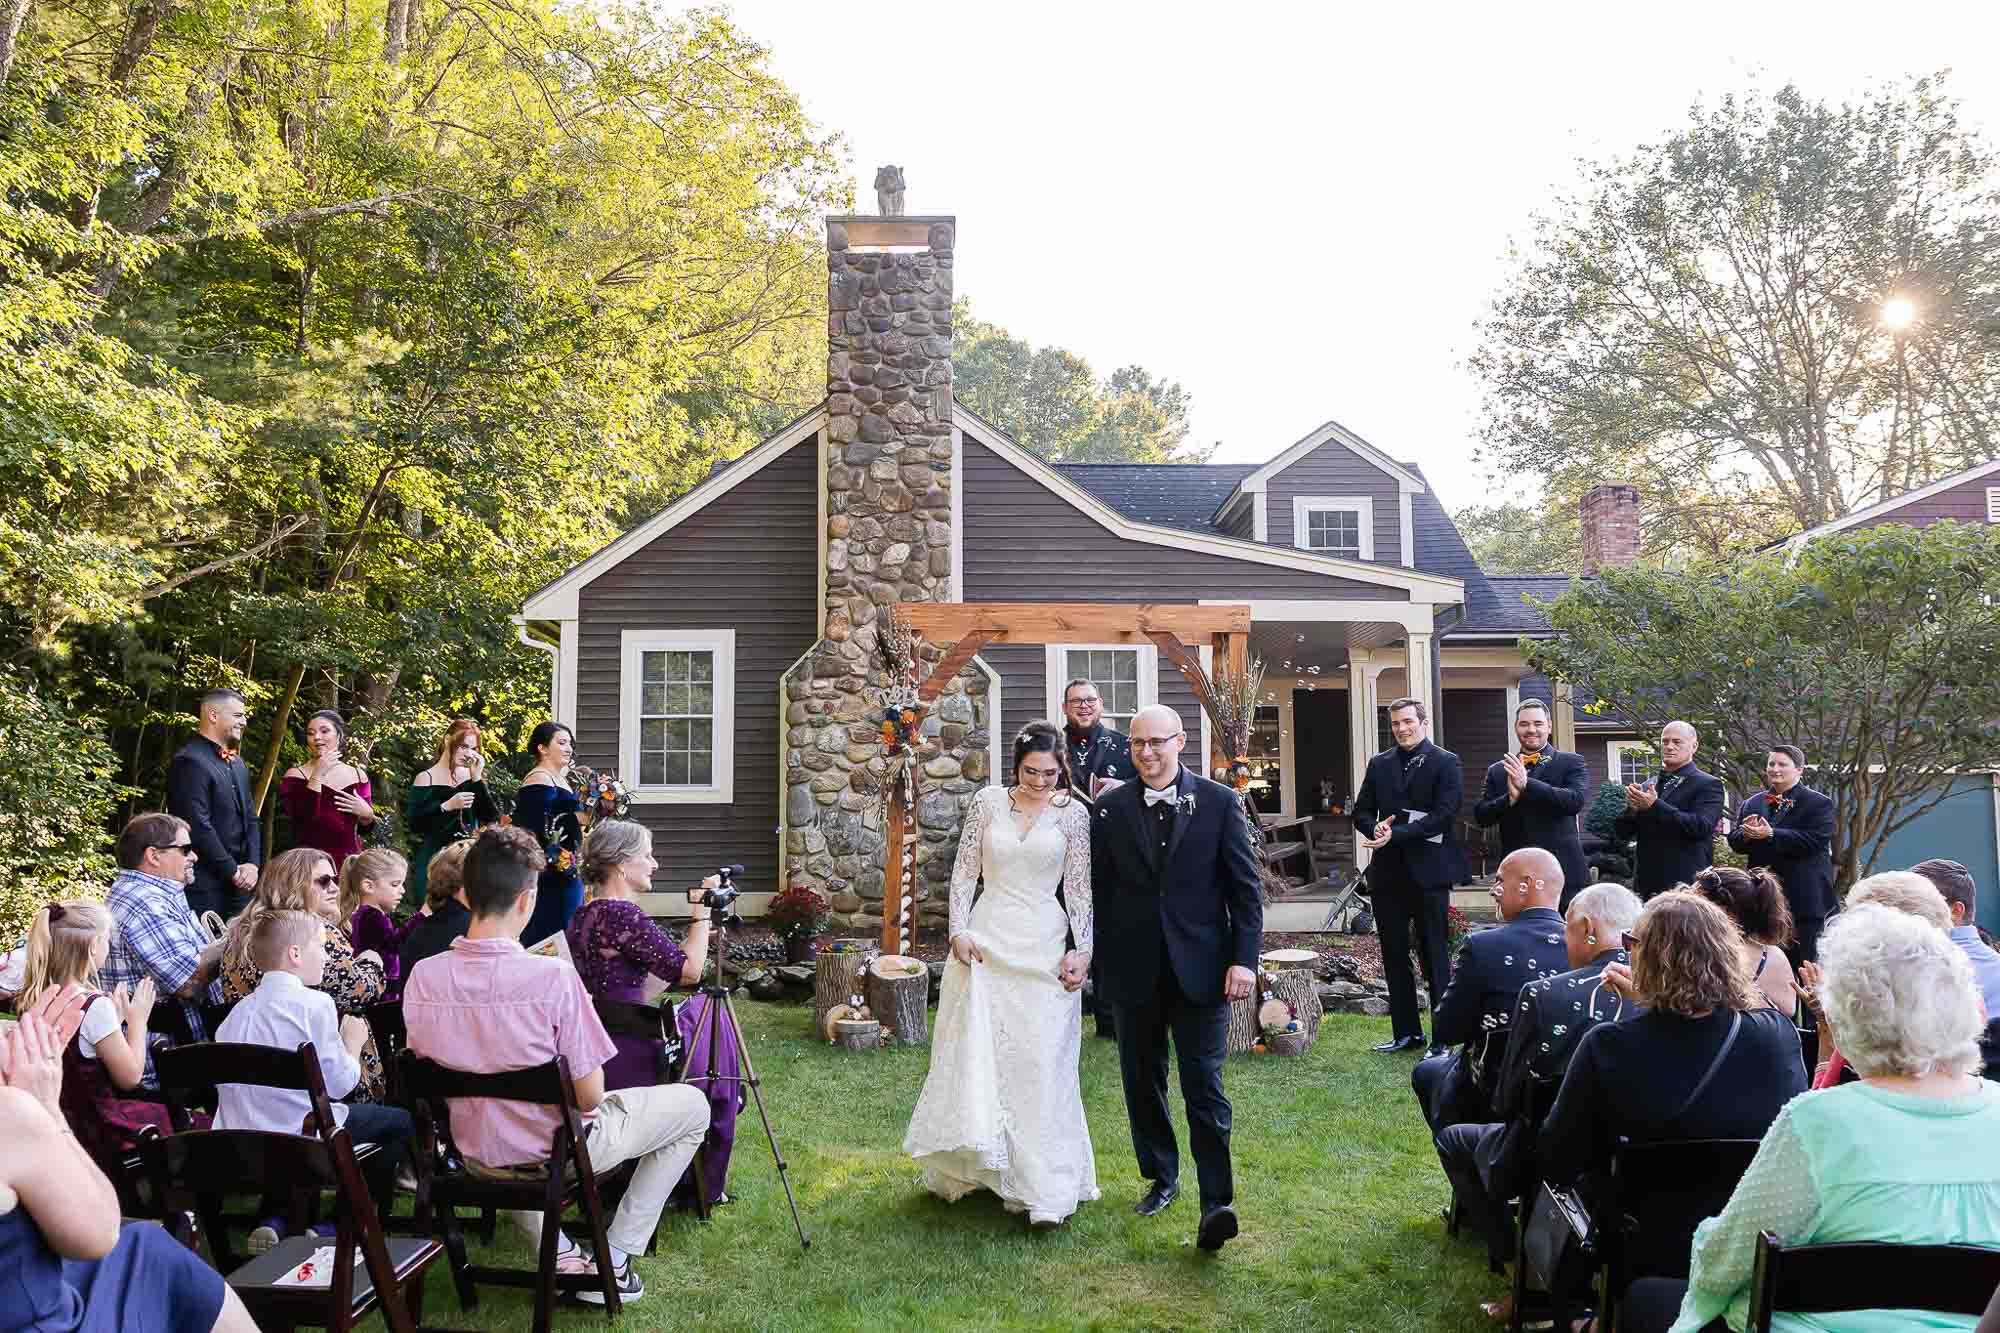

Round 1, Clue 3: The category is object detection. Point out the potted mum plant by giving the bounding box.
[767,883,831,963]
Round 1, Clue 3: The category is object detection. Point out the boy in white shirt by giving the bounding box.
[216,910,412,1252]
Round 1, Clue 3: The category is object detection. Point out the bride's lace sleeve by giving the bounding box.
[948,788,990,940]
[1062,799,1093,955]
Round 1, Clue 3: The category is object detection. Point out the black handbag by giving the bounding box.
[1520,1011,1743,1295]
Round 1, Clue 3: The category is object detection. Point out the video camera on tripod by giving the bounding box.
[686,863,746,927]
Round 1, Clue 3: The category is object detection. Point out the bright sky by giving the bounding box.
[719,2,2000,511]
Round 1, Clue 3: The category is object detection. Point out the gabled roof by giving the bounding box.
[1056,464,1258,533]
[521,405,825,619]
[1227,419,1428,505]
[1778,457,2000,550]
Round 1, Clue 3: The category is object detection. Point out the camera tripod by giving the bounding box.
[682,873,811,1251]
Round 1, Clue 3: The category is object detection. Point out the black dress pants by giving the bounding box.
[1621,1278,1727,1333]
[1114,960,1232,1212]
[1374,874,1450,1040]
[1435,1119,1510,1266]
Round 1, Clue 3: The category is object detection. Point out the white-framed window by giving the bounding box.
[1607,740,1660,786]
[1986,485,2000,523]
[1045,644,1158,732]
[620,629,735,803]
[1291,495,1375,561]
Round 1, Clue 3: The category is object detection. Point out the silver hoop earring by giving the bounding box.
[1586,934,1597,945]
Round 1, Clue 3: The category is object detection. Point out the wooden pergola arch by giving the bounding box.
[878,602,1251,957]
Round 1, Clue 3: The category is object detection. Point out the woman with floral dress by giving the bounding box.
[219,847,387,1102]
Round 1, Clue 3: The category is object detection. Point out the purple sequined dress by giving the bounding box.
[566,897,742,1203]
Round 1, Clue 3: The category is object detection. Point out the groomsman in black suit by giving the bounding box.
[166,687,262,919]
[1473,698,1591,909]
[1726,744,1836,966]
[1613,720,1726,898]
[1060,678,1136,1038]
[1352,696,1470,1054]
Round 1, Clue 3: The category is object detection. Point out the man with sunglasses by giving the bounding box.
[101,812,229,1076]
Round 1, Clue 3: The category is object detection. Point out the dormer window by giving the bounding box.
[1292,495,1375,561]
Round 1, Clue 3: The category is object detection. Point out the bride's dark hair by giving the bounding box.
[1011,720,1073,802]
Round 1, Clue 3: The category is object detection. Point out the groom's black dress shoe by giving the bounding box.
[1196,1204,1239,1252]
[1372,1035,1426,1053]
[1134,1181,1179,1216]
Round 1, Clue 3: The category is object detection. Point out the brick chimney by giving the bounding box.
[1580,483,1641,571]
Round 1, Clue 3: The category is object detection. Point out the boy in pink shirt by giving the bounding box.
[404,826,707,1305]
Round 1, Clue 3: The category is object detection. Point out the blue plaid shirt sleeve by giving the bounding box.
[105,874,220,1032]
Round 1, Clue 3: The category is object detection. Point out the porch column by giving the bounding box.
[1404,630,1436,734]
[1552,679,1577,754]
[1348,654,1388,870]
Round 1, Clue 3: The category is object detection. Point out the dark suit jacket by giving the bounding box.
[1726,784,1836,921]
[166,736,261,901]
[1091,767,1264,1009]
[1473,749,1590,895]
[1062,721,1135,804]
[1612,764,1725,896]
[1433,907,1570,1095]
[1480,947,1639,1197]
[1351,740,1470,892]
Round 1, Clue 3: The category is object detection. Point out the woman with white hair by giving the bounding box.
[1623,902,2000,1333]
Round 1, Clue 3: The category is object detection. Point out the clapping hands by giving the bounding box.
[0,982,90,1116]
[1739,814,1774,841]
[1624,783,1658,811]
[1501,753,1528,801]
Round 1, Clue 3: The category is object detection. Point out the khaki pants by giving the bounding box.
[482,1083,709,1258]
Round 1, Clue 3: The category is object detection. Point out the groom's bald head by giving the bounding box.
[1129,705,1186,786]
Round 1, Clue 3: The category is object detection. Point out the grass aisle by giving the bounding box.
[411,1004,1506,1331]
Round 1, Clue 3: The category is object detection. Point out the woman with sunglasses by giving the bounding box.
[218,847,388,1101]
[905,719,1098,1229]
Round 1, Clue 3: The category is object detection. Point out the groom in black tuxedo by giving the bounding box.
[1352,696,1470,1054]
[1092,704,1263,1252]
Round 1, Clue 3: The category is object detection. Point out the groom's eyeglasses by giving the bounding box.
[1130,733,1183,751]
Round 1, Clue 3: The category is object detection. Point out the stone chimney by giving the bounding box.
[778,201,989,935]
[1580,483,1642,571]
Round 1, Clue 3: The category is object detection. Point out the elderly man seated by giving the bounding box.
[1412,848,1571,1136]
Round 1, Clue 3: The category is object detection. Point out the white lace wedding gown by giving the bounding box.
[903,784,1099,1223]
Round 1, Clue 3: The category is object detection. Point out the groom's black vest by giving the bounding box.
[1090,767,1264,1008]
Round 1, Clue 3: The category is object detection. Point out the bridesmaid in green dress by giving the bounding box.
[402,719,498,912]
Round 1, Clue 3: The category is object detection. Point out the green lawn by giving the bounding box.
[403,1002,1509,1331]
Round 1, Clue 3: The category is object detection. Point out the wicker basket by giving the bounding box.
[1266,1028,1310,1057]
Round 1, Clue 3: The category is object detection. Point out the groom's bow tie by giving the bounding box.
[1143,786,1178,807]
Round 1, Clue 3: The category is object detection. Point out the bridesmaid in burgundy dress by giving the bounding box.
[279,709,377,870]
[567,819,743,1206]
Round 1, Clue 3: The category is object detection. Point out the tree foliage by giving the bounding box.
[1,0,844,887]
[1527,521,2000,889]
[1451,500,1583,575]
[1471,75,2000,558]
[952,303,1212,463]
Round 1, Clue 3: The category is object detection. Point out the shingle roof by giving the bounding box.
[1473,575,1578,633]
[1053,464,1260,533]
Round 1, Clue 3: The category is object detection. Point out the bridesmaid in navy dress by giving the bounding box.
[515,721,585,946]
[566,819,744,1206]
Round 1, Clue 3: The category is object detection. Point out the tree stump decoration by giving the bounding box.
[813,949,871,1033]
[865,955,930,1046]
[1261,948,1324,1046]
[1224,993,1259,1055]
[834,1018,880,1052]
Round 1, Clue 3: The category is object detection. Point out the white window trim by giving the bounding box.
[1606,740,1659,787]
[1987,485,2000,524]
[1291,495,1375,561]
[621,629,735,804]
[1044,644,1159,729]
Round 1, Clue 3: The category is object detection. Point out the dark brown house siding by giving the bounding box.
[1443,688,1509,827]
[1265,443,1403,563]
[1853,471,1999,531]
[961,434,1414,772]
[1216,498,1255,541]
[575,436,821,893]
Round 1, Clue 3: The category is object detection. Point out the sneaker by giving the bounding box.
[248,1220,282,1256]
[575,1254,645,1306]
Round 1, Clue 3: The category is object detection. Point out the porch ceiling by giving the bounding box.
[1248,618,1406,673]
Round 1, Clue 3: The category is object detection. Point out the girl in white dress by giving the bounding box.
[904,721,1098,1227]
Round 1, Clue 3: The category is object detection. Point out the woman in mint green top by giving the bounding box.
[1624,902,2000,1333]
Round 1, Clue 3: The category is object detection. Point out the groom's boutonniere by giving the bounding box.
[1177,792,1197,818]
[1407,752,1427,773]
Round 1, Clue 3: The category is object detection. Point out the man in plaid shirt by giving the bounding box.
[102,813,228,1063]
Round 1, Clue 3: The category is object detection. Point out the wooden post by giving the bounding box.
[880,781,910,958]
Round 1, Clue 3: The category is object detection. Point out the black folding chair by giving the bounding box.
[1597,1137,1761,1331]
[399,1052,638,1331]
[1748,1230,2000,1330]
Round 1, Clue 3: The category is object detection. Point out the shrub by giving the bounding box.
[765,884,830,941]
[0,673,132,942]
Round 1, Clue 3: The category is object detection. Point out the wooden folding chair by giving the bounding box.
[141,1125,451,1333]
[399,1052,638,1331]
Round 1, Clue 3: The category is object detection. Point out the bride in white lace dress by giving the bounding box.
[904,721,1099,1226]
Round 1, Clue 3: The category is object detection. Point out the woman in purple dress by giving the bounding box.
[279,710,377,870]
[566,819,742,1205]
